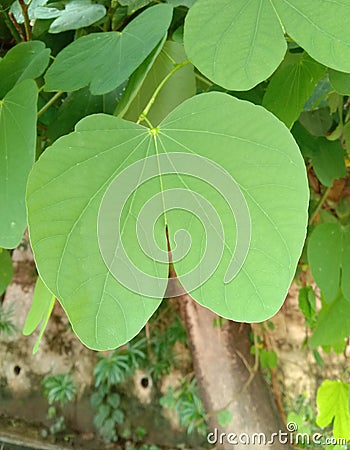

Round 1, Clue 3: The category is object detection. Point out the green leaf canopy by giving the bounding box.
[0,80,38,249]
[27,92,309,350]
[184,0,350,90]
[44,4,173,95]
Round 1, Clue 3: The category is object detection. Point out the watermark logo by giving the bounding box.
[207,423,348,446]
[97,152,251,297]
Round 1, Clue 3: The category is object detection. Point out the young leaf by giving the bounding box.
[0,41,50,98]
[0,249,14,295]
[44,4,173,95]
[307,223,350,302]
[27,92,309,350]
[263,53,324,129]
[311,294,350,348]
[32,295,55,355]
[316,380,350,440]
[0,80,38,249]
[298,286,316,322]
[23,276,54,336]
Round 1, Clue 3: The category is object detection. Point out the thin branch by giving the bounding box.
[18,0,31,41]
[37,91,64,118]
[308,186,331,225]
[8,11,25,42]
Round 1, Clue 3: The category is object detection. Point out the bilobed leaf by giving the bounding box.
[23,276,54,336]
[0,248,13,295]
[272,0,350,74]
[34,0,107,33]
[184,0,287,91]
[27,92,308,350]
[44,4,173,95]
[316,380,350,440]
[184,0,350,91]
[122,40,196,125]
[0,80,38,249]
[311,139,346,187]
[329,69,350,95]
[307,223,350,303]
[0,41,50,98]
[311,294,350,347]
[263,53,324,128]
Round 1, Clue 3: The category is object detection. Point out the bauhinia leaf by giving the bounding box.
[184,0,350,90]
[307,223,350,302]
[263,52,325,128]
[316,380,350,440]
[0,80,38,249]
[329,69,350,95]
[0,41,50,99]
[27,92,309,350]
[44,4,173,95]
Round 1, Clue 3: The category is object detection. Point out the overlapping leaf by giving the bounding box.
[27,92,308,350]
[0,80,38,248]
[44,4,173,95]
[184,0,350,90]
[0,249,13,295]
[0,41,50,98]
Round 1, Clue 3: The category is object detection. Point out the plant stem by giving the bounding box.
[37,91,64,118]
[136,60,190,125]
[18,0,31,41]
[308,186,331,225]
[2,11,22,42]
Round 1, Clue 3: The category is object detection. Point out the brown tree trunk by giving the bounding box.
[179,294,292,450]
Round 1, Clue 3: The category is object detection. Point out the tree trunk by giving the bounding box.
[179,294,292,450]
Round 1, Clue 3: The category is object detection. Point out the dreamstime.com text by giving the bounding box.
[207,424,348,446]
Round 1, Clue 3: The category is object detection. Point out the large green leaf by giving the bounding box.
[27,92,309,350]
[0,80,38,249]
[184,0,287,90]
[44,4,173,95]
[307,223,350,302]
[272,0,350,74]
[122,40,196,125]
[184,0,350,90]
[316,380,350,440]
[0,41,50,99]
[263,53,324,128]
[0,248,13,295]
[311,294,350,347]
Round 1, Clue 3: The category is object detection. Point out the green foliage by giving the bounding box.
[160,377,207,436]
[298,286,317,328]
[0,302,17,336]
[42,372,77,434]
[316,380,350,440]
[0,248,13,295]
[44,4,173,94]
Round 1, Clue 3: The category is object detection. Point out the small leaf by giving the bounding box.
[298,286,316,322]
[0,80,38,249]
[312,139,346,187]
[259,349,278,369]
[329,69,350,95]
[0,249,13,295]
[33,295,55,354]
[263,53,324,129]
[316,380,350,440]
[23,276,54,336]
[36,0,107,34]
[44,4,173,95]
[0,41,50,98]
[217,410,233,427]
[308,223,350,302]
[311,294,350,348]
